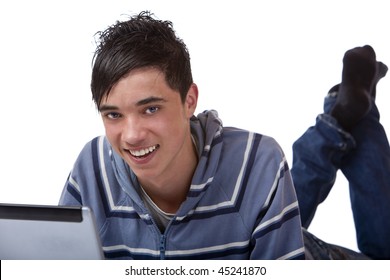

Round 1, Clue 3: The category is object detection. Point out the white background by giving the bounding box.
[1,0,390,253]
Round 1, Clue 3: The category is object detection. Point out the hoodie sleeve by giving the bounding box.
[245,135,305,259]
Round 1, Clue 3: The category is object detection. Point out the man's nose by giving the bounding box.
[121,116,146,144]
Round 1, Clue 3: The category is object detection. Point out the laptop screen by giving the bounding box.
[0,203,104,260]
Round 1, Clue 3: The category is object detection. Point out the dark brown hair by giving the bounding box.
[91,11,193,108]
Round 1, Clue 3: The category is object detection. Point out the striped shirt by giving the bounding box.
[59,110,305,259]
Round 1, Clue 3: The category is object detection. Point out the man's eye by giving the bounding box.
[106,112,121,119]
[145,106,159,114]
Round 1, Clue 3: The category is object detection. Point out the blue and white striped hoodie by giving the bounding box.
[59,110,305,259]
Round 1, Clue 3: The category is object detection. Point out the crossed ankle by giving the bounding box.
[330,88,372,131]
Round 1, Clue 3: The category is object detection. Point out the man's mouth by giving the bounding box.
[129,145,159,158]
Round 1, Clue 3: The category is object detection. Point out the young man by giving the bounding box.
[291,45,390,260]
[59,11,305,259]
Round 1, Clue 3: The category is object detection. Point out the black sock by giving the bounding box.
[371,61,388,99]
[330,45,377,131]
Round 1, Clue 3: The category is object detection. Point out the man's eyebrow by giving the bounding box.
[99,104,118,112]
[99,96,166,112]
[136,96,166,106]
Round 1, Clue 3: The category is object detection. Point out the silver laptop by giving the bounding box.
[0,203,104,260]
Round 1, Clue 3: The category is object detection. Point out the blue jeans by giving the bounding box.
[291,89,390,259]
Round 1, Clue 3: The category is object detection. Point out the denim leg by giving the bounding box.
[292,90,390,259]
[303,228,370,259]
[291,93,356,228]
[340,102,390,259]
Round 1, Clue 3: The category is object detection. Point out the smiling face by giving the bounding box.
[99,67,198,189]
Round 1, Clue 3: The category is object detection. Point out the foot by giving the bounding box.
[371,61,388,99]
[330,45,379,131]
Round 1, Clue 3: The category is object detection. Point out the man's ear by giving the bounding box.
[185,83,198,117]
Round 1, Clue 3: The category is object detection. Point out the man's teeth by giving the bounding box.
[130,145,157,157]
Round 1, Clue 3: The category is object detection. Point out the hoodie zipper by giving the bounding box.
[159,234,166,260]
[143,212,169,259]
